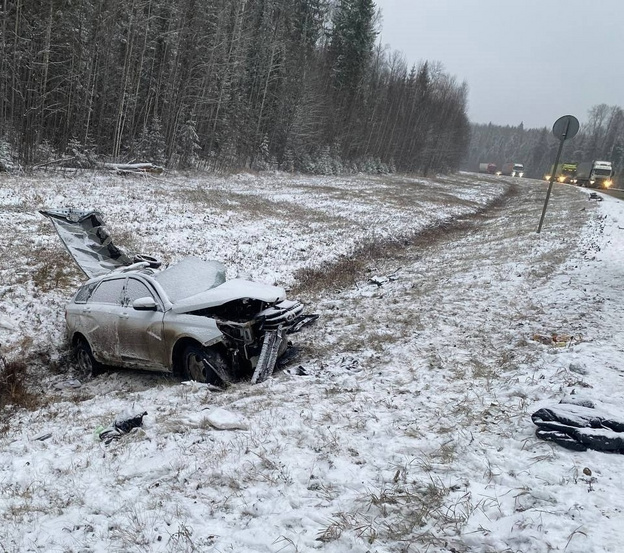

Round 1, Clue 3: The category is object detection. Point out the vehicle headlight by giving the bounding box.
[605,180,612,188]
[558,175,565,182]
[545,175,551,181]
[518,172,523,177]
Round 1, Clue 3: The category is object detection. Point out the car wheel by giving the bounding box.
[74,338,101,377]
[182,345,230,386]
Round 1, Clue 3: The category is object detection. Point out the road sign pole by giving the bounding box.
[537,115,579,233]
[537,137,565,233]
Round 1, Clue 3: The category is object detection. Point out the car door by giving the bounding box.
[81,277,126,365]
[117,276,167,370]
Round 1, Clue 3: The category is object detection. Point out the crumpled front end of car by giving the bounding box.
[184,295,315,382]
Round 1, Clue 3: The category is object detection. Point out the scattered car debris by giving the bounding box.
[40,208,317,386]
[532,401,624,453]
[180,380,224,392]
[588,192,603,201]
[368,269,401,287]
[53,378,82,390]
[98,410,148,444]
[569,362,589,376]
[288,314,319,333]
[31,432,53,442]
[285,366,308,376]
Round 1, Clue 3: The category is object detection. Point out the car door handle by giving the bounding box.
[82,307,91,313]
[120,313,129,319]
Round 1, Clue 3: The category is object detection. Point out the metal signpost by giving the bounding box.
[537,115,580,233]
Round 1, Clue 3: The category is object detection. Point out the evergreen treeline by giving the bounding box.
[0,0,469,174]
[465,104,624,180]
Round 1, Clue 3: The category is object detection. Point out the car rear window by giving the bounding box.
[74,282,98,304]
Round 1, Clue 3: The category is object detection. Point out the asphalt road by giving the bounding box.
[601,188,624,201]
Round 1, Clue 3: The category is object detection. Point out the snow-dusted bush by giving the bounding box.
[66,138,96,168]
[33,139,57,166]
[313,145,333,174]
[296,152,315,174]
[0,138,17,172]
[281,148,295,172]
[133,116,167,164]
[0,356,35,411]
[252,134,279,171]
[176,116,201,168]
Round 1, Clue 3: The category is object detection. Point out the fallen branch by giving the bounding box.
[102,162,164,175]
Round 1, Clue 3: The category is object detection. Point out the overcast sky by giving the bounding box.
[374,0,624,129]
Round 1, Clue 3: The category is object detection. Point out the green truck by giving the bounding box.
[545,162,578,183]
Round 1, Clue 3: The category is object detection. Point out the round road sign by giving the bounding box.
[552,115,580,141]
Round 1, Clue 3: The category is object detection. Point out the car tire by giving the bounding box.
[74,338,101,377]
[182,345,230,386]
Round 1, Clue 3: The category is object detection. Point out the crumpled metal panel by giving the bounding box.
[40,208,133,278]
[170,278,285,313]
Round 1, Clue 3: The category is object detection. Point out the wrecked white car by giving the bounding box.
[41,209,315,385]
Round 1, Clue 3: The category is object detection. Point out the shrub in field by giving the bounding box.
[0,137,20,172]
[0,354,36,411]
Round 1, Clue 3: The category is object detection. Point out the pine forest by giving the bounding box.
[0,0,470,174]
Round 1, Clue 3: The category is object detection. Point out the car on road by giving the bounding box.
[41,209,314,385]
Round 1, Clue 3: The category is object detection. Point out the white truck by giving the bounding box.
[573,161,614,188]
[501,162,524,177]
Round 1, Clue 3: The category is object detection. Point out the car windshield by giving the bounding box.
[513,165,524,170]
[154,256,226,303]
[594,169,611,176]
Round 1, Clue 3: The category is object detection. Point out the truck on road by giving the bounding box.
[479,162,497,174]
[545,162,578,183]
[501,162,524,177]
[572,161,614,188]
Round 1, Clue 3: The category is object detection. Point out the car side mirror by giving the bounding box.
[132,297,158,311]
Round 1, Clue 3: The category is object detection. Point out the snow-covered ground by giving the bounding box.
[1,171,623,552]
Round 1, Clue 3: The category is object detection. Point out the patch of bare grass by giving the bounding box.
[24,242,82,293]
[179,186,348,228]
[293,185,517,295]
[293,220,472,295]
[0,355,37,412]
[317,474,469,548]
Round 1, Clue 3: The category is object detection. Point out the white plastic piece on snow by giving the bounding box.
[180,380,223,391]
[0,314,16,331]
[53,379,82,390]
[204,407,249,430]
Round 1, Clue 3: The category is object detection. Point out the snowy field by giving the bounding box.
[1,171,623,552]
